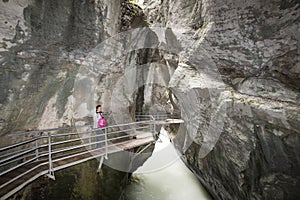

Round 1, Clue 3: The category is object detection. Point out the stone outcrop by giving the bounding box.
[0,0,154,199]
[1,0,299,199]
[141,0,300,199]
[0,0,116,134]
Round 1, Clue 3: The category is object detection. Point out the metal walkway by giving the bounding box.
[0,114,183,200]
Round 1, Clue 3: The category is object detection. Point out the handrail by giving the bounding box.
[7,125,90,137]
[0,137,41,152]
[0,155,37,177]
[0,159,49,190]
[4,111,178,137]
[0,146,34,159]
[0,116,155,167]
[0,147,35,168]
[0,123,153,153]
[0,147,37,165]
[0,113,181,200]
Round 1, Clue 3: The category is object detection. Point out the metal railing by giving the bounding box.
[0,117,158,200]
[0,113,181,199]
[136,111,180,121]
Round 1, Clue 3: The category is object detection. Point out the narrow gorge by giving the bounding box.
[0,0,299,200]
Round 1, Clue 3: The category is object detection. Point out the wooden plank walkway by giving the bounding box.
[0,135,154,200]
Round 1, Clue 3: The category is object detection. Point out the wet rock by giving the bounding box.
[1,0,299,199]
[146,0,300,199]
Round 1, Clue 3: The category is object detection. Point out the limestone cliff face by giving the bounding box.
[141,0,300,199]
[0,0,119,134]
[1,0,299,200]
[0,0,146,199]
[0,0,151,133]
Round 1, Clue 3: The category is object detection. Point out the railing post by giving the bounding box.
[89,131,92,150]
[97,156,104,173]
[34,131,39,160]
[47,133,55,180]
[104,128,108,159]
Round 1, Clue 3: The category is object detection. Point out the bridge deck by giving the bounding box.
[0,115,184,200]
[151,119,184,125]
[0,135,154,200]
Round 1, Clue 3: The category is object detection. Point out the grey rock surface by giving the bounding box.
[143,0,300,199]
[0,0,299,200]
[0,0,153,199]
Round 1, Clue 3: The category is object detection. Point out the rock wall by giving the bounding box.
[0,0,126,135]
[141,0,300,199]
[0,0,155,133]
[0,0,153,199]
[1,0,299,199]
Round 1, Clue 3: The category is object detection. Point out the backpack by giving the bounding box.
[97,113,107,128]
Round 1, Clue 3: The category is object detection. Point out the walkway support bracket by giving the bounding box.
[97,156,105,173]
